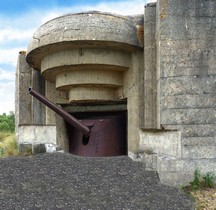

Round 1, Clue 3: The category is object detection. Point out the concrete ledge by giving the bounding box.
[144,153,216,186]
[158,157,216,186]
[56,69,123,90]
[41,49,131,76]
[69,86,116,102]
[17,125,56,144]
[139,130,181,158]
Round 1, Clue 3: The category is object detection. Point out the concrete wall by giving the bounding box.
[17,125,56,144]
[15,52,56,152]
[138,0,216,186]
[15,52,46,126]
[15,52,32,127]
[158,0,216,160]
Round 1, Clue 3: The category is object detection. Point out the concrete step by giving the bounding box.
[143,153,216,186]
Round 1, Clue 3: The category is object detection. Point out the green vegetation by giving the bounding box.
[181,169,216,209]
[0,132,18,157]
[0,112,32,157]
[203,172,216,188]
[183,169,215,193]
[0,112,18,157]
[190,169,201,191]
[0,112,15,133]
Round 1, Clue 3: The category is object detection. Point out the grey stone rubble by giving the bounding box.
[0,153,194,210]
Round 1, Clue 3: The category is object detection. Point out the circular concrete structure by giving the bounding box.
[26,11,141,70]
[26,11,143,102]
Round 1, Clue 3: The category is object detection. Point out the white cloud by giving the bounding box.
[41,0,147,21]
[0,48,26,66]
[0,81,15,114]
[39,0,157,24]
[78,0,145,15]
[40,12,63,24]
[0,28,35,44]
[0,69,15,114]
[0,68,15,82]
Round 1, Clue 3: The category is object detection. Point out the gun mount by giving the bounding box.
[28,87,127,157]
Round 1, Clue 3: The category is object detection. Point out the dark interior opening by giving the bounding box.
[82,135,90,145]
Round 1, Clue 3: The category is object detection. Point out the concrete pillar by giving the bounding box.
[127,51,144,153]
[15,52,32,126]
[31,69,46,124]
[143,3,159,129]
[45,81,57,125]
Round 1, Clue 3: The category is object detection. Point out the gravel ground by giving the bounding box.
[0,153,194,210]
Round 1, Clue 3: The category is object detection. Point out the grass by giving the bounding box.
[0,132,19,157]
[0,131,33,157]
[182,169,216,210]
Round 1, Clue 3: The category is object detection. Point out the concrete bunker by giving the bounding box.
[16,1,216,186]
[21,11,143,156]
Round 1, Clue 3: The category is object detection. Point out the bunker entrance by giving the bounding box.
[28,87,127,157]
[66,111,127,157]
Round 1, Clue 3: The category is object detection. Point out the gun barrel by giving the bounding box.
[28,87,90,137]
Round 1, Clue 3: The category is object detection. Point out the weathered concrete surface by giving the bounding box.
[17,125,56,145]
[143,3,158,129]
[31,69,46,124]
[15,52,32,125]
[0,153,194,210]
[15,52,47,152]
[126,51,144,152]
[40,49,129,102]
[140,0,216,186]
[25,12,144,156]
[157,157,216,186]
[25,11,144,153]
[62,102,127,113]
[15,52,46,126]
[158,0,216,133]
[26,12,143,70]
[156,0,216,177]
[44,81,67,124]
[56,114,69,153]
[139,130,181,158]
[41,49,130,80]
[17,125,57,154]
[142,152,216,186]
[40,49,130,102]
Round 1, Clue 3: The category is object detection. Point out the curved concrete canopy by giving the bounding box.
[26,11,143,69]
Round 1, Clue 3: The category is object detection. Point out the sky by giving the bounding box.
[0,0,155,114]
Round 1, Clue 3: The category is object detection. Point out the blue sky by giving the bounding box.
[0,0,110,15]
[0,0,155,114]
